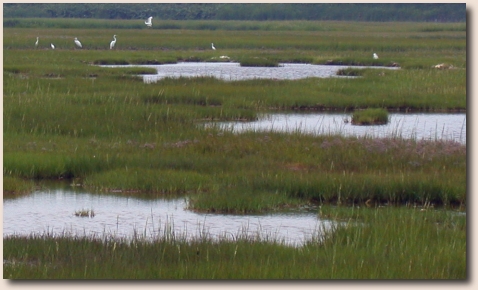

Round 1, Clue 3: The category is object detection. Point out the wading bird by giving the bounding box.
[211,43,216,50]
[51,43,55,49]
[110,35,117,49]
[145,16,153,27]
[373,53,379,59]
[35,37,39,47]
[74,37,82,48]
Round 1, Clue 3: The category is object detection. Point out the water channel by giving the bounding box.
[207,112,467,144]
[3,185,328,246]
[101,61,400,82]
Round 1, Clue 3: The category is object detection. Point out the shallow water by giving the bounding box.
[102,62,399,82]
[208,112,466,144]
[3,187,329,246]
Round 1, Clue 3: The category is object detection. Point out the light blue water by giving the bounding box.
[101,62,399,82]
[207,112,466,144]
[3,187,329,246]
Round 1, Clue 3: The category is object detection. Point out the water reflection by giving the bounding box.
[101,62,399,82]
[208,112,466,144]
[3,188,328,246]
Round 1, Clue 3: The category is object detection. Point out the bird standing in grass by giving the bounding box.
[35,37,39,48]
[51,43,55,49]
[110,35,117,49]
[145,16,153,27]
[211,43,216,50]
[74,37,82,48]
[373,53,379,59]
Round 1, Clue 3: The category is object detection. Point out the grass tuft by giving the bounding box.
[351,108,389,125]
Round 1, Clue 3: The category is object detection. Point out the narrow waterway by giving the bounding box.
[207,112,466,144]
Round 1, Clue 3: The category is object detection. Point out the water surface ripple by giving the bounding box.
[3,188,328,246]
[209,112,466,144]
[102,62,399,82]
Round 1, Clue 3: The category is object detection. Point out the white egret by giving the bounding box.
[74,37,82,48]
[211,43,216,50]
[35,37,39,47]
[145,16,153,27]
[110,35,117,50]
[373,53,379,59]
[51,43,55,49]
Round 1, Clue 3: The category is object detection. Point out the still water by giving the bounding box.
[102,62,465,143]
[208,112,467,144]
[101,62,399,82]
[3,187,328,246]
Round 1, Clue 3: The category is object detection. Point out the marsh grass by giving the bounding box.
[351,108,389,125]
[239,57,280,67]
[188,188,303,214]
[3,21,465,210]
[3,205,466,279]
[2,176,36,198]
[336,68,364,76]
[83,168,212,195]
[3,19,466,280]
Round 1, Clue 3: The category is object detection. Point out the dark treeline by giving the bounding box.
[3,3,466,22]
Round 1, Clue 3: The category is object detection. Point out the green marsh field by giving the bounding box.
[3,19,466,279]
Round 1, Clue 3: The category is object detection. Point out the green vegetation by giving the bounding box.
[239,57,279,67]
[3,3,465,22]
[336,68,365,76]
[351,108,389,125]
[2,176,36,198]
[3,206,465,279]
[3,20,466,279]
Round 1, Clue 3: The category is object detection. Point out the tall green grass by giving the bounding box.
[3,21,467,279]
[3,22,466,209]
[351,108,389,125]
[3,206,465,279]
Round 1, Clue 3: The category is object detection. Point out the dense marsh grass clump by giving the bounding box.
[239,57,280,67]
[351,108,389,125]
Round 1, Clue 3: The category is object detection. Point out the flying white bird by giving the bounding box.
[211,43,216,50]
[110,35,117,50]
[74,37,82,48]
[51,43,55,49]
[145,16,153,27]
[35,37,39,47]
[373,53,379,59]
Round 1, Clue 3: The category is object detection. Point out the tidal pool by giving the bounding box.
[3,186,329,246]
[101,62,399,82]
[207,112,466,144]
